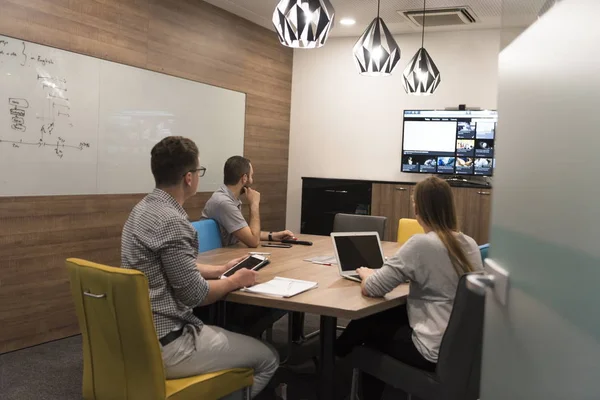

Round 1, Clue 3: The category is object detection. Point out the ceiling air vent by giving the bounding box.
[400,6,478,28]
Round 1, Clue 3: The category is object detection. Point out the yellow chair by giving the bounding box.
[66,258,253,400]
[397,218,425,246]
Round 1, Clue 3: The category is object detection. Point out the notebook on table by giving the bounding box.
[242,277,318,298]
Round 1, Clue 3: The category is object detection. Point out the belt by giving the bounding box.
[159,328,184,347]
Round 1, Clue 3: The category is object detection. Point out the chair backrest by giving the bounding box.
[436,274,485,400]
[332,213,387,238]
[191,219,222,253]
[397,218,425,245]
[479,243,490,262]
[66,258,167,400]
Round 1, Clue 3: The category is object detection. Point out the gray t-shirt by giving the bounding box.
[201,185,248,246]
[365,231,483,363]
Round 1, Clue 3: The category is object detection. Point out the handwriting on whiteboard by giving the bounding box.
[0,138,91,159]
[0,41,55,67]
[8,98,28,132]
[4,95,88,158]
[1,38,91,159]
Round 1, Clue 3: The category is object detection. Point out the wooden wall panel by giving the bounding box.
[0,0,293,353]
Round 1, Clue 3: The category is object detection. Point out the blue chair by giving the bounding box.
[479,243,490,262]
[191,219,222,253]
[192,219,285,345]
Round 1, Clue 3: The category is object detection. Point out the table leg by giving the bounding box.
[319,315,337,400]
[290,311,304,342]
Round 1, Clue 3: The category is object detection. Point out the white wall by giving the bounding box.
[286,29,506,232]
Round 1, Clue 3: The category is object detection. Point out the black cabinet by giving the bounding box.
[301,178,372,236]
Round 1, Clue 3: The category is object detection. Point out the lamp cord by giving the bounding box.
[377,0,381,19]
[421,0,426,48]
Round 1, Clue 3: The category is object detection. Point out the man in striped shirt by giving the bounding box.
[121,136,278,398]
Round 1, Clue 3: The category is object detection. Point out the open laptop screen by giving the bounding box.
[333,234,385,271]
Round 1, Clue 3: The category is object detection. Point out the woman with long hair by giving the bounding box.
[336,177,484,399]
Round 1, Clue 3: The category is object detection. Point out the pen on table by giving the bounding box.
[312,261,332,266]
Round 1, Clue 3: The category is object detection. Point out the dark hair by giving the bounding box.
[414,177,475,276]
[150,136,199,187]
[224,156,251,185]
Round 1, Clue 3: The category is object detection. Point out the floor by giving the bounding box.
[0,314,367,400]
[0,333,84,400]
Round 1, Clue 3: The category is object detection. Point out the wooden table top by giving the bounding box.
[197,234,409,320]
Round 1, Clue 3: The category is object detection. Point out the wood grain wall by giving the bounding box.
[0,0,293,353]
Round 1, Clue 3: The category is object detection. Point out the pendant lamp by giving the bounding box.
[352,0,401,76]
[402,0,441,94]
[272,0,335,49]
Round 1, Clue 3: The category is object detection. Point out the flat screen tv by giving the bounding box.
[401,110,497,176]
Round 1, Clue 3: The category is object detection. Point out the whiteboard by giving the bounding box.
[0,35,245,196]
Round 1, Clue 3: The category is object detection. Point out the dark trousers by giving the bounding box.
[194,303,286,338]
[336,305,436,400]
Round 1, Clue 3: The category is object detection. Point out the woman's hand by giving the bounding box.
[357,267,375,296]
[356,267,375,281]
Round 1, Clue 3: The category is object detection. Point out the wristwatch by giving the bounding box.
[268,232,273,241]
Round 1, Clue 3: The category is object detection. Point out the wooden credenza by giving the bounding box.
[451,187,493,245]
[371,183,415,242]
[371,183,493,244]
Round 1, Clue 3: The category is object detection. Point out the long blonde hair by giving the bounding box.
[413,177,475,275]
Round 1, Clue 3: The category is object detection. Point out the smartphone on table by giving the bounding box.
[221,254,270,278]
[262,243,292,248]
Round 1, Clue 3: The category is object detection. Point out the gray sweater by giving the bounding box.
[365,231,483,362]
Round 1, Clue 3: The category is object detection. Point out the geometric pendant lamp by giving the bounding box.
[402,47,441,94]
[352,0,401,76]
[272,0,335,49]
[402,0,441,94]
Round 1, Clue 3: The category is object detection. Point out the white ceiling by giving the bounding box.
[203,0,549,37]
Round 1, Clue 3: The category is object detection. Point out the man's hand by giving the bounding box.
[229,268,258,289]
[245,187,261,207]
[272,230,295,241]
[356,267,375,281]
[222,256,247,275]
[200,268,257,306]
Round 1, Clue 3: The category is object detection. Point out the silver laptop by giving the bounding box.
[331,232,386,282]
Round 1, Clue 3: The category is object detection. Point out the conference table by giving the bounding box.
[197,234,409,399]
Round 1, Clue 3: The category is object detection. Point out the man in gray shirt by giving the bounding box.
[201,156,290,337]
[202,156,294,248]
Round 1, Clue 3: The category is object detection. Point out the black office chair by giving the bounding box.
[333,213,387,239]
[350,274,485,400]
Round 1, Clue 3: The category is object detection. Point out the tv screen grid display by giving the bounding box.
[401,110,497,176]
